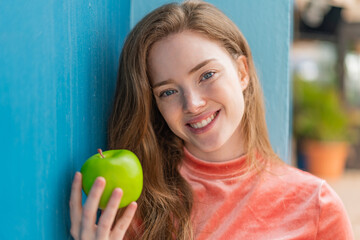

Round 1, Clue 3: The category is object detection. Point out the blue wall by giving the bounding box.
[0,1,130,239]
[0,0,291,238]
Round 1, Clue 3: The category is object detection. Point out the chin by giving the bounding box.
[189,139,226,154]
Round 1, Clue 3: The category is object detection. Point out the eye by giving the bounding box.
[160,89,177,97]
[201,71,215,81]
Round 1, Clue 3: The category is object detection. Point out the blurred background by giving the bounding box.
[292,0,360,238]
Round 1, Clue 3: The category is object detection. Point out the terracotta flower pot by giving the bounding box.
[302,140,349,179]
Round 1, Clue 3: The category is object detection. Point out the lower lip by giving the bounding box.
[186,110,220,134]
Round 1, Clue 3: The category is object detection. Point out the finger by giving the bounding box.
[111,202,138,239]
[96,188,123,238]
[81,177,106,233]
[69,172,83,239]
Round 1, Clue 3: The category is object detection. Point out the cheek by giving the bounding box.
[210,77,244,104]
[232,91,245,114]
[210,78,246,119]
[156,101,182,129]
[234,92,246,125]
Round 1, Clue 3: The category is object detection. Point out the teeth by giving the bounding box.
[190,112,217,129]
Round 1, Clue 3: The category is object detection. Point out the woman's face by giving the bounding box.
[148,31,249,162]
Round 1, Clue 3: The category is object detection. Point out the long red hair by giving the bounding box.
[108,1,278,239]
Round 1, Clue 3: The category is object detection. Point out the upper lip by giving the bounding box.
[186,110,219,125]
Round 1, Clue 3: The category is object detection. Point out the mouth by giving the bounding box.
[187,110,220,130]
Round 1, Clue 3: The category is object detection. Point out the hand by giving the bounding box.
[69,172,137,240]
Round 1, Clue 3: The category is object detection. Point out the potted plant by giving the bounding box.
[293,76,350,179]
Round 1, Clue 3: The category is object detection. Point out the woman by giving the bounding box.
[70,1,354,239]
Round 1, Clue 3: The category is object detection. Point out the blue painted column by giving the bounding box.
[0,0,291,238]
[0,1,130,239]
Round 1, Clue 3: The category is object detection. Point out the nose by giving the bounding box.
[182,88,206,113]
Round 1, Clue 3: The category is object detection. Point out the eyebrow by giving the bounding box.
[152,58,216,89]
[188,58,216,74]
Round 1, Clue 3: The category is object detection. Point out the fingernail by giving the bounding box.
[74,172,81,179]
[95,177,105,185]
[113,188,123,195]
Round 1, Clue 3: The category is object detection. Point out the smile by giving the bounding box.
[189,111,219,129]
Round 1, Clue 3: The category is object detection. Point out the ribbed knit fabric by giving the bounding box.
[179,148,354,240]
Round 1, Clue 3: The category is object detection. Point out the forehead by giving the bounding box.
[148,31,232,82]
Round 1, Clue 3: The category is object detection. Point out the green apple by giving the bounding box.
[80,149,143,209]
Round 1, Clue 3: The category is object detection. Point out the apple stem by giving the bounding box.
[98,148,105,158]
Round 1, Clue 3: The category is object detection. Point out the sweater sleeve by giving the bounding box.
[316,181,354,240]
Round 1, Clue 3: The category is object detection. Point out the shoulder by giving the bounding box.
[262,161,342,210]
[316,180,354,239]
[262,161,353,239]
[261,161,325,197]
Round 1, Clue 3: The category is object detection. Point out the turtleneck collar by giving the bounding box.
[181,147,251,180]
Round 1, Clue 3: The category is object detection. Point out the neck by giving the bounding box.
[185,135,246,162]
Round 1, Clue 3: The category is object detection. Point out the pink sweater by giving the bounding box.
[179,148,354,240]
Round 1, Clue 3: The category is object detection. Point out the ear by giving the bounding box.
[236,55,249,91]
